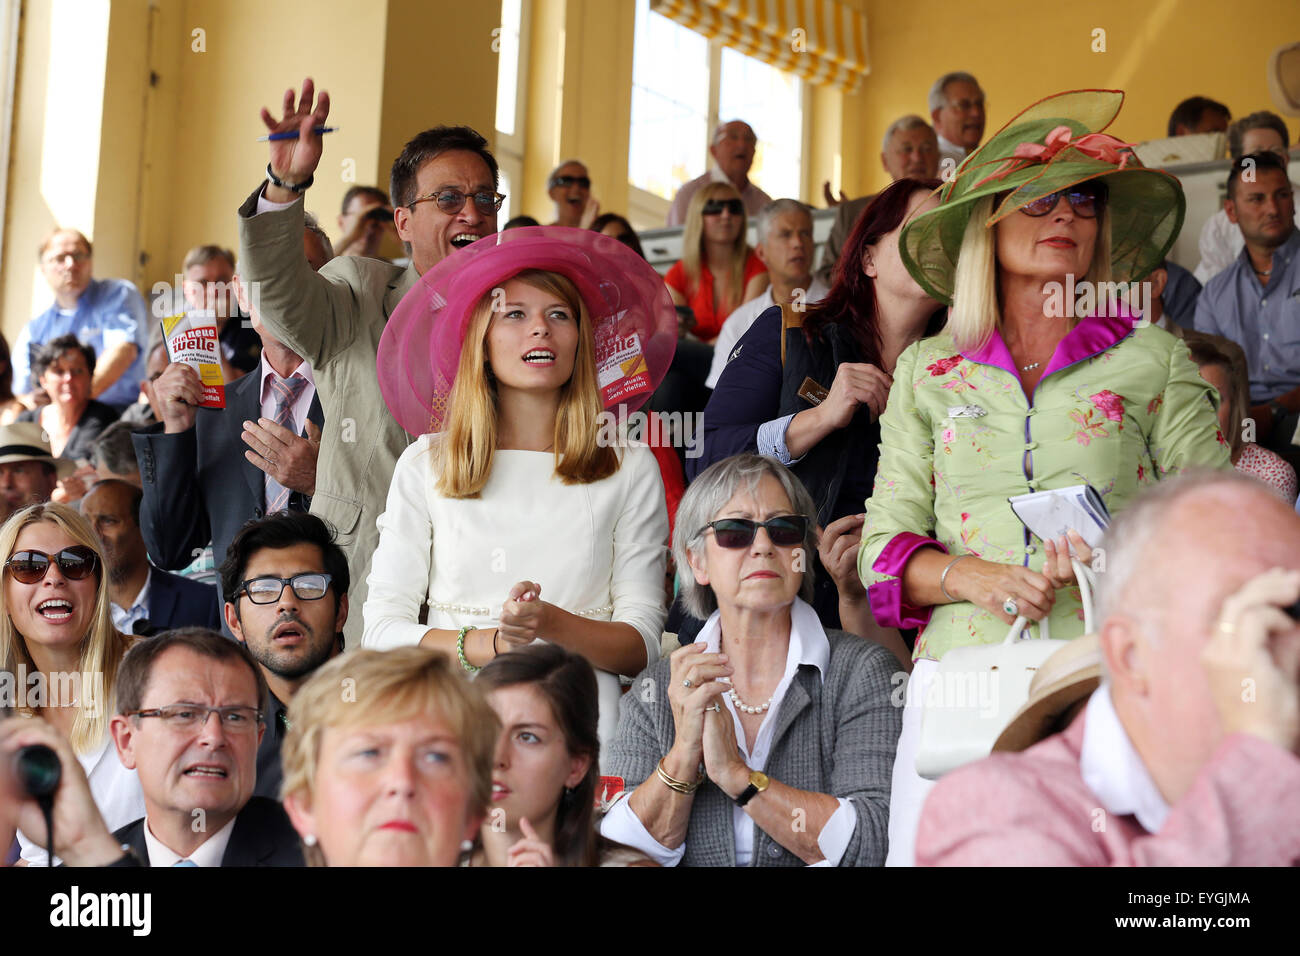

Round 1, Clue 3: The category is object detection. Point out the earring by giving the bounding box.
[303,834,318,847]
[460,839,474,853]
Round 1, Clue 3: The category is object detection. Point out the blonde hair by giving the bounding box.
[948,194,1113,352]
[436,268,619,498]
[0,503,128,754]
[681,182,751,316]
[280,647,500,867]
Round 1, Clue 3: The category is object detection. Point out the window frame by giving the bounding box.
[493,0,530,225]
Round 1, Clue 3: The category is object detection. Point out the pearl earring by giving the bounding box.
[303,834,318,847]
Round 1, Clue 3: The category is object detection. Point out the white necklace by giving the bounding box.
[722,678,774,715]
[1021,361,1041,372]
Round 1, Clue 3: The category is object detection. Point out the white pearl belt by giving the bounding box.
[426,600,614,618]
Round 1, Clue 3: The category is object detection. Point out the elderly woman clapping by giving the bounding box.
[600,454,900,866]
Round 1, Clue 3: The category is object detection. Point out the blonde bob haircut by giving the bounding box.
[0,503,128,754]
[280,646,500,867]
[436,268,619,498]
[681,181,751,317]
[948,194,1113,353]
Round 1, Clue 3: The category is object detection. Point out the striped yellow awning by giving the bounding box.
[650,0,870,93]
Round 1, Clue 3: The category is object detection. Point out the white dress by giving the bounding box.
[363,435,670,765]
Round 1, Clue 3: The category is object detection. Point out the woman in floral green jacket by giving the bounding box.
[857,90,1232,866]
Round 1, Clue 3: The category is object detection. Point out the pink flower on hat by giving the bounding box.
[1089,389,1125,422]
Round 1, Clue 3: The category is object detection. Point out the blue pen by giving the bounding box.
[258,126,339,142]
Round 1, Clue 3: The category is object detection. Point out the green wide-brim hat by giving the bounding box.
[900,89,1186,306]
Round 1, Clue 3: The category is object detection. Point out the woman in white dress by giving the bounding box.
[365,227,678,763]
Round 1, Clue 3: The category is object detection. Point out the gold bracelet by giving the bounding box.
[655,757,704,794]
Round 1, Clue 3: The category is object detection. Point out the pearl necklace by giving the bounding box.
[722,679,774,715]
[1021,362,1041,372]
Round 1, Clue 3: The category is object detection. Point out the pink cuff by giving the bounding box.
[867,533,947,629]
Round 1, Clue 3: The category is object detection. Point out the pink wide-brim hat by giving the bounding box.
[377,226,678,437]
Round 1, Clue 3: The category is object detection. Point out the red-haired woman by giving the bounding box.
[691,178,946,663]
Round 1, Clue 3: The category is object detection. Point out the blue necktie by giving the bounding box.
[173,859,197,867]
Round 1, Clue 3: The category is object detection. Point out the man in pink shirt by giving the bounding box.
[917,471,1300,866]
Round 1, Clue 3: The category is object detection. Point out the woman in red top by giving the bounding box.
[664,182,768,344]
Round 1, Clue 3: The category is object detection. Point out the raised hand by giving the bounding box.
[259,78,330,198]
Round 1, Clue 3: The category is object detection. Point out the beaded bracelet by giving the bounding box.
[456,625,479,673]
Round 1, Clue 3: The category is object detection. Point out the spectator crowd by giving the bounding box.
[1,71,1298,870]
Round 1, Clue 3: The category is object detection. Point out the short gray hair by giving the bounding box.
[303,213,335,261]
[673,454,817,620]
[881,115,935,153]
[1093,469,1276,623]
[548,159,587,187]
[928,72,982,114]
[754,199,811,246]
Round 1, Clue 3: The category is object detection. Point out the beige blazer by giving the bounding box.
[237,186,417,646]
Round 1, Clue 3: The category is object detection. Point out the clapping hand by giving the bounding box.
[498,581,549,648]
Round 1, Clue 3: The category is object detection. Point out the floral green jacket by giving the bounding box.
[858,313,1232,661]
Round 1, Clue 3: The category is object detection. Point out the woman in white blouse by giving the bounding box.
[365,229,675,763]
[0,503,144,865]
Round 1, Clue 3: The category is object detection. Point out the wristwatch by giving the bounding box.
[734,769,770,807]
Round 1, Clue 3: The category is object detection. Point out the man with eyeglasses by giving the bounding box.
[928,72,987,172]
[108,628,304,866]
[236,78,501,646]
[12,229,149,412]
[548,159,599,228]
[667,120,774,228]
[219,512,348,801]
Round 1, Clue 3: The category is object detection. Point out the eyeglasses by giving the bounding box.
[1013,186,1106,219]
[407,188,506,216]
[701,515,808,549]
[5,547,98,584]
[946,97,985,113]
[236,572,332,604]
[43,252,90,265]
[126,704,263,733]
[550,175,591,190]
[701,199,744,217]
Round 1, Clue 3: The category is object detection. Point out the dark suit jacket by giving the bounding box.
[132,366,324,626]
[113,797,304,867]
[146,565,221,632]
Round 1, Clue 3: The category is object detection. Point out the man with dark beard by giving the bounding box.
[219,512,347,800]
[82,479,220,633]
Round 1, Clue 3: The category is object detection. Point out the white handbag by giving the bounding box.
[914,558,1096,780]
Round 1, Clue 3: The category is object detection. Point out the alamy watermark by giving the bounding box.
[1,666,104,714]
[595,405,704,459]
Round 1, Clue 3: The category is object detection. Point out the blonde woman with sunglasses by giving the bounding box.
[0,503,142,864]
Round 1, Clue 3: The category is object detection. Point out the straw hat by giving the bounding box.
[376,226,677,437]
[0,422,76,479]
[900,89,1186,306]
[993,632,1102,753]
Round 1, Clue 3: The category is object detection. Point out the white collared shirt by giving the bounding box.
[1079,684,1172,834]
[256,355,316,435]
[705,275,831,389]
[601,598,857,865]
[936,132,969,170]
[110,566,153,634]
[143,814,237,867]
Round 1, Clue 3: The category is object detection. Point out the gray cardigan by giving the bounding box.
[606,629,900,866]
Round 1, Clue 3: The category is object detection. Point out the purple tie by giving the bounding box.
[265,374,308,513]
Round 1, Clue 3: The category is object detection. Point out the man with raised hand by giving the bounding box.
[237,78,500,646]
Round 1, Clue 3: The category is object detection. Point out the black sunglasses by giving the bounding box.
[550,175,591,190]
[701,199,744,217]
[1006,183,1106,219]
[702,515,808,549]
[5,547,98,584]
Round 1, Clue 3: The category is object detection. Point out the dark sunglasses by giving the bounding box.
[550,175,591,190]
[5,546,98,584]
[702,515,808,549]
[1010,184,1106,218]
[407,188,506,216]
[701,199,744,217]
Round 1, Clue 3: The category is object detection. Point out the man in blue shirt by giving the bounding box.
[13,229,148,410]
[1194,151,1300,467]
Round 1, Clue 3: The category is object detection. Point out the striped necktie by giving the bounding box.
[265,374,308,514]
